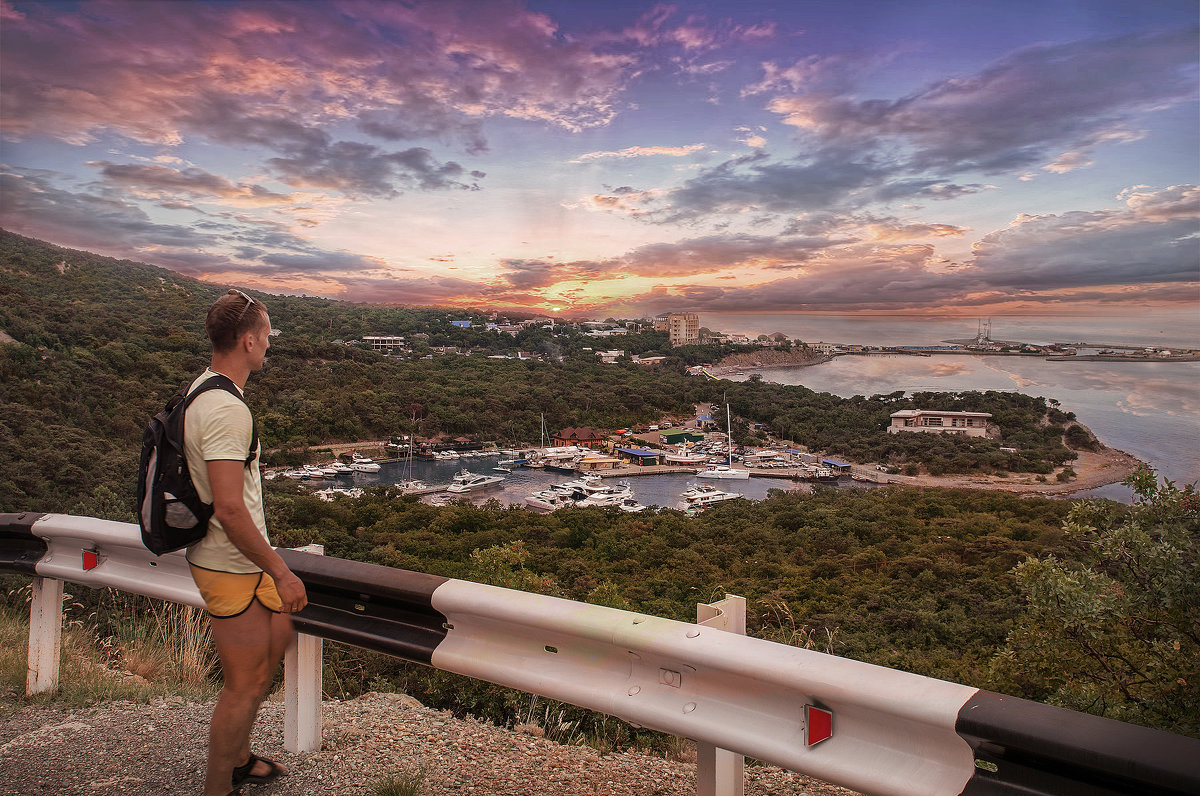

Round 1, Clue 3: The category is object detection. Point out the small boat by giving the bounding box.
[281,469,307,480]
[327,461,354,476]
[446,469,506,493]
[493,464,512,473]
[617,497,648,513]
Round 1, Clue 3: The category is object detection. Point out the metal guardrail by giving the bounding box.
[3,513,1199,796]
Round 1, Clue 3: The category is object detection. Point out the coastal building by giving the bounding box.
[661,428,705,445]
[667,312,700,346]
[577,455,623,472]
[632,355,667,366]
[552,427,606,448]
[888,409,992,437]
[615,448,664,466]
[599,350,625,363]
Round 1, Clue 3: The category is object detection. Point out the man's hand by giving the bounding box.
[275,570,308,613]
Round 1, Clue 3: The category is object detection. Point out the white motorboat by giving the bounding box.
[281,469,307,480]
[446,469,506,493]
[563,473,603,492]
[350,459,381,472]
[314,487,364,501]
[327,461,354,475]
[577,483,634,507]
[617,498,648,512]
[677,483,743,510]
[396,479,430,492]
[302,464,336,479]
[493,465,512,473]
[524,488,577,511]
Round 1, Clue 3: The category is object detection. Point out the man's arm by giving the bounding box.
[207,459,307,613]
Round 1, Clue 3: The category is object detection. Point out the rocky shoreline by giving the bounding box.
[0,692,861,796]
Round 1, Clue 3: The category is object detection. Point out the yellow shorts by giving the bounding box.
[188,564,283,618]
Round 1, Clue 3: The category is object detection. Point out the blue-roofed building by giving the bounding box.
[822,459,851,473]
[451,320,471,328]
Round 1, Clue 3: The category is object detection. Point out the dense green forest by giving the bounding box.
[3,229,1194,740]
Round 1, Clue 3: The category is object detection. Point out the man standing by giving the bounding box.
[184,289,307,796]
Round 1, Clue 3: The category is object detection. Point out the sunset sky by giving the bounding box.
[1,0,1197,318]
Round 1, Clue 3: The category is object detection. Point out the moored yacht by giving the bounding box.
[577,482,634,507]
[446,468,506,493]
[524,486,578,511]
[349,453,381,472]
[676,483,743,510]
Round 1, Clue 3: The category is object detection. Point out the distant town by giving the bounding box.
[347,312,1199,365]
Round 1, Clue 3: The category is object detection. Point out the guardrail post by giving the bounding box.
[695,594,746,796]
[284,544,324,752]
[26,576,63,696]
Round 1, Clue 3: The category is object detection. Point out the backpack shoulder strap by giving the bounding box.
[183,374,259,468]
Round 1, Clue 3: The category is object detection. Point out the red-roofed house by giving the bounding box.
[552,427,606,449]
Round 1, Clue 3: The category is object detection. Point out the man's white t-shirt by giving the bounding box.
[182,368,267,574]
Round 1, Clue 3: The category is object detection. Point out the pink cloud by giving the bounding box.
[0,0,640,154]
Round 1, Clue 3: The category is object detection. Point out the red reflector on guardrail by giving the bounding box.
[82,550,98,571]
[805,704,833,746]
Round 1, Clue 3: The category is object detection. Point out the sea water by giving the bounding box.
[706,310,1200,498]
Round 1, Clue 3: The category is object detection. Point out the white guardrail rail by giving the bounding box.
[2,512,1199,796]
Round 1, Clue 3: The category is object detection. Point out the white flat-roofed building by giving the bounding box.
[888,409,992,437]
[362,335,405,351]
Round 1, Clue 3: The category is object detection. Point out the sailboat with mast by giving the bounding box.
[396,434,428,492]
[696,403,750,479]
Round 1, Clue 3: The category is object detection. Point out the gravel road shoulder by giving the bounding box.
[0,692,860,795]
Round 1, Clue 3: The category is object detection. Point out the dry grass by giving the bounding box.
[0,585,218,707]
[757,595,840,654]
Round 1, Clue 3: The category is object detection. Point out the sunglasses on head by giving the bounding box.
[231,289,255,324]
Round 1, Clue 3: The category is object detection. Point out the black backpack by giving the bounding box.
[136,374,258,556]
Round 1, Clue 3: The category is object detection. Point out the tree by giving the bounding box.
[989,469,1200,736]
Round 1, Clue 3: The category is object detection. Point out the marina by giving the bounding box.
[278,449,882,512]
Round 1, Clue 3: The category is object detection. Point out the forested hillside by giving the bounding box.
[1,230,1087,515]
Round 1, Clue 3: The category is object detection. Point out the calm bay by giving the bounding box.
[702,310,1199,501]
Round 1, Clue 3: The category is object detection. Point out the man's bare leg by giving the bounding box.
[203,601,294,795]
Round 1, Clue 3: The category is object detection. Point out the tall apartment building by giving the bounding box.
[667,312,699,346]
